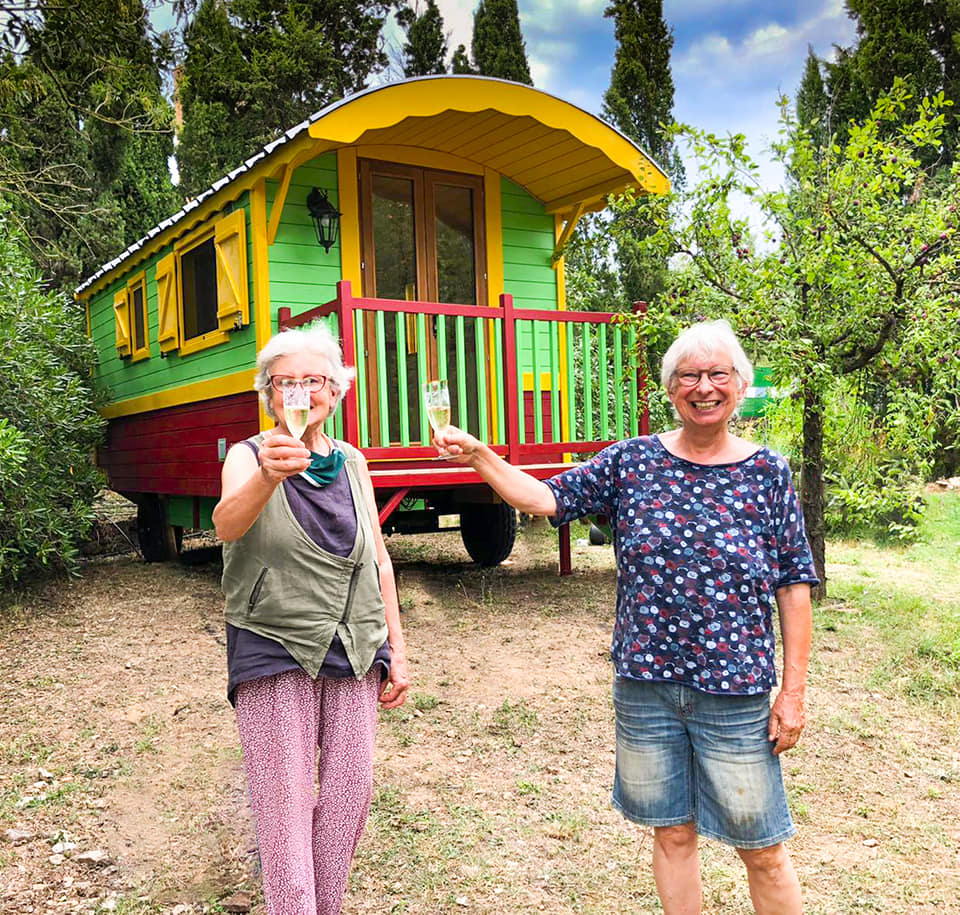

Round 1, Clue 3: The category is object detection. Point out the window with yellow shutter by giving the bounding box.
[167,208,250,356]
[113,288,131,357]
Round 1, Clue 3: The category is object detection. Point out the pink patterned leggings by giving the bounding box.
[234,668,380,915]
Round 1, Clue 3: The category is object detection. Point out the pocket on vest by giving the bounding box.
[248,567,269,614]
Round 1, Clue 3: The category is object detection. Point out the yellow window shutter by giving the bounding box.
[215,209,249,331]
[113,288,131,356]
[155,252,179,353]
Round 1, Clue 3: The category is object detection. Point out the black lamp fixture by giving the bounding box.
[306,187,341,253]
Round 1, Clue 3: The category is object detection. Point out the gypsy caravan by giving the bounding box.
[76,76,669,569]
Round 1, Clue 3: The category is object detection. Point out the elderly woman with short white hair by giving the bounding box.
[435,319,817,915]
[213,324,409,915]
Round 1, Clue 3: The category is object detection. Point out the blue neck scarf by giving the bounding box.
[300,448,346,487]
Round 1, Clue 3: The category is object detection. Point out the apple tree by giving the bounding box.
[622,81,960,596]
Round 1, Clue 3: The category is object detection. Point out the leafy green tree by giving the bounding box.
[177,0,395,196]
[0,204,105,588]
[471,0,531,84]
[802,1,960,158]
[397,0,447,77]
[0,0,178,289]
[626,83,960,595]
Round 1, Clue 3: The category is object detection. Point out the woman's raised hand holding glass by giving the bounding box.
[424,380,453,458]
[282,383,311,441]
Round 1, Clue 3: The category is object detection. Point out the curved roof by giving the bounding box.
[78,76,668,296]
[307,76,669,212]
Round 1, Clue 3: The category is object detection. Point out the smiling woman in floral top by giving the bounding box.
[435,320,818,915]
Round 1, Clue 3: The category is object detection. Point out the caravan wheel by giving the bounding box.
[460,502,517,567]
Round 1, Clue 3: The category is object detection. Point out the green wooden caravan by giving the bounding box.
[76,76,669,569]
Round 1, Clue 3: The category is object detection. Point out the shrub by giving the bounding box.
[0,206,105,589]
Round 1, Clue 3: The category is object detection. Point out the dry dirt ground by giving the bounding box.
[1,521,959,914]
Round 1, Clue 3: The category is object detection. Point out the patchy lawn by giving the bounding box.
[1,512,958,914]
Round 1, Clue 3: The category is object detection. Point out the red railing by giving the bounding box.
[278,280,646,471]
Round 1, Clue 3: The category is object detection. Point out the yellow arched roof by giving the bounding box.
[308,76,669,213]
[78,76,669,297]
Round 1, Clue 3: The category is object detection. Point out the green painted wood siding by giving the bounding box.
[89,194,257,406]
[500,177,559,388]
[267,154,341,333]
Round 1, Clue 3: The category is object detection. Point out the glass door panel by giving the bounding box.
[371,175,417,300]
[434,184,476,305]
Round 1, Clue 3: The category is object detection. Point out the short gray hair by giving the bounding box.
[660,319,754,392]
[254,323,356,421]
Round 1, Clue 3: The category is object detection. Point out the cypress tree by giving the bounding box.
[795,46,830,152]
[471,0,532,84]
[397,0,448,78]
[599,0,681,308]
[601,0,679,176]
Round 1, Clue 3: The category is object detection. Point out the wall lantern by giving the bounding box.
[306,187,341,253]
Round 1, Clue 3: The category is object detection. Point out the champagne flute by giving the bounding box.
[424,379,452,457]
[282,383,311,441]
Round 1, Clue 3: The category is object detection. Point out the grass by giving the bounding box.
[825,491,960,710]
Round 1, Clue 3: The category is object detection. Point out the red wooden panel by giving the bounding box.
[523,390,554,443]
[100,392,259,498]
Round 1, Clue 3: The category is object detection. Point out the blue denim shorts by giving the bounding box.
[611,678,796,849]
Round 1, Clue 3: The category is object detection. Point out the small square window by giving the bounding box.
[180,236,219,341]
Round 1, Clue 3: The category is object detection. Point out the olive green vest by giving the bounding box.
[222,438,387,679]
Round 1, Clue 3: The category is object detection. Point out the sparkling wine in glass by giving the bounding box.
[424,379,451,455]
[282,384,311,441]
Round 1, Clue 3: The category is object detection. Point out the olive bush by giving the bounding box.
[0,207,105,588]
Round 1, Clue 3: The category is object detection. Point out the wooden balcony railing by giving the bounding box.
[278,280,648,467]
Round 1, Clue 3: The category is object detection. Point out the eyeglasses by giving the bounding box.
[269,374,328,393]
[672,365,738,387]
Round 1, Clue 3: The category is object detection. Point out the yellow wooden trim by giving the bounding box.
[100,369,256,419]
[337,147,362,289]
[128,271,150,363]
[552,203,584,266]
[267,163,293,246]
[214,209,249,330]
[155,251,179,352]
[544,180,641,215]
[306,79,669,194]
[113,287,131,357]
[354,144,484,176]
[483,168,503,308]
[250,179,272,351]
[554,214,570,443]
[178,326,230,356]
[483,167,504,440]
[522,371,555,391]
[250,178,274,431]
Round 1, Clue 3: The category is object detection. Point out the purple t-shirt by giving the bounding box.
[545,434,818,695]
[226,440,390,704]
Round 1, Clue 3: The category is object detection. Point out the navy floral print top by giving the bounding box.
[545,435,818,696]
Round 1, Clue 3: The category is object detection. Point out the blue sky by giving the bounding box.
[390,0,860,186]
[153,0,859,189]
